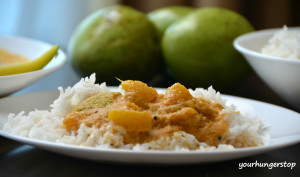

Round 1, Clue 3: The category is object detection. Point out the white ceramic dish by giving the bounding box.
[0,35,67,97]
[234,27,300,110]
[0,90,299,164]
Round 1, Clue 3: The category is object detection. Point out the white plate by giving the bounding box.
[0,90,300,164]
[0,35,67,97]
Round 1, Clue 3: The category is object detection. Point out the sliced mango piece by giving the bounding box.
[121,80,158,108]
[0,45,59,76]
[163,83,193,105]
[108,109,152,132]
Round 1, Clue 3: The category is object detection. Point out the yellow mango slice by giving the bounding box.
[108,109,152,132]
[163,83,193,105]
[121,80,158,108]
[0,45,59,76]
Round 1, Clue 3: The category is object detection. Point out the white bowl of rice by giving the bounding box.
[234,26,300,110]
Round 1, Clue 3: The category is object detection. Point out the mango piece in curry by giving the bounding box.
[63,80,228,147]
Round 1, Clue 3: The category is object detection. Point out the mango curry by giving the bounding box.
[0,49,29,65]
[63,80,228,146]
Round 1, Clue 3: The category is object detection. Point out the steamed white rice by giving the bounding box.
[3,74,269,151]
[261,25,300,60]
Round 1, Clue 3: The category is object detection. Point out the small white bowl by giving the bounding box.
[234,27,300,110]
[0,35,67,97]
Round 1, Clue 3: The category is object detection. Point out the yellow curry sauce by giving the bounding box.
[0,49,29,65]
[63,80,228,146]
